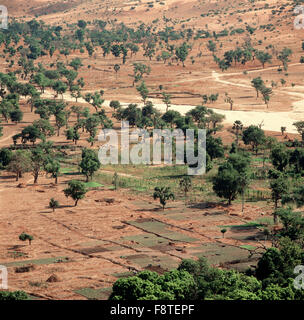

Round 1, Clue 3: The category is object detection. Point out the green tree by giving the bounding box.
[44,158,60,184]
[49,198,59,212]
[227,152,251,212]
[136,81,149,104]
[132,63,151,87]
[64,180,87,206]
[293,121,304,142]
[232,120,243,147]
[19,232,33,245]
[84,91,104,112]
[242,125,266,155]
[7,150,32,181]
[270,143,289,172]
[175,42,189,67]
[212,162,243,205]
[270,174,288,216]
[256,51,272,68]
[260,86,272,108]
[277,47,292,71]
[153,187,175,210]
[0,148,12,169]
[0,291,29,300]
[251,77,264,98]
[162,92,172,112]
[31,147,46,184]
[79,148,101,182]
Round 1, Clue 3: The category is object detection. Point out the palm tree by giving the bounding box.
[153,187,175,210]
[232,120,243,147]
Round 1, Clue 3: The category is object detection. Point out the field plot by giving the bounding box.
[0,168,270,299]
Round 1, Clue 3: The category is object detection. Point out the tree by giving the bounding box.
[66,126,80,145]
[242,125,266,155]
[85,115,99,140]
[126,43,139,57]
[33,73,50,93]
[251,77,264,98]
[64,180,87,206]
[0,291,29,300]
[111,44,121,58]
[19,232,33,245]
[110,269,196,300]
[232,120,243,147]
[221,229,227,238]
[114,64,120,78]
[79,148,101,182]
[161,51,171,64]
[256,238,304,286]
[289,148,304,174]
[153,187,175,210]
[52,80,68,100]
[136,81,149,104]
[84,91,104,112]
[256,51,272,68]
[270,143,289,172]
[277,47,292,71]
[109,100,121,110]
[206,136,224,160]
[85,42,94,56]
[69,58,83,71]
[162,110,181,128]
[54,111,66,136]
[212,162,243,205]
[227,152,251,212]
[270,174,288,217]
[49,198,59,212]
[175,42,189,67]
[162,93,172,112]
[44,158,60,184]
[179,176,192,198]
[77,20,87,29]
[276,208,304,241]
[293,121,304,142]
[7,150,32,181]
[33,119,54,138]
[132,63,151,87]
[0,148,12,169]
[31,147,46,184]
[260,86,272,108]
[9,108,23,124]
[207,40,216,53]
[224,92,234,110]
[186,105,208,126]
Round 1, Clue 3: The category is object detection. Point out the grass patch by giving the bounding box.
[75,287,112,300]
[1,256,70,268]
[84,181,104,188]
[59,167,76,174]
[240,245,256,250]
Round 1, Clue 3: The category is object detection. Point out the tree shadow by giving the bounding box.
[0,175,16,180]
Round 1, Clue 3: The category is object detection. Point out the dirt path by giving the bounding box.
[41,62,304,134]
